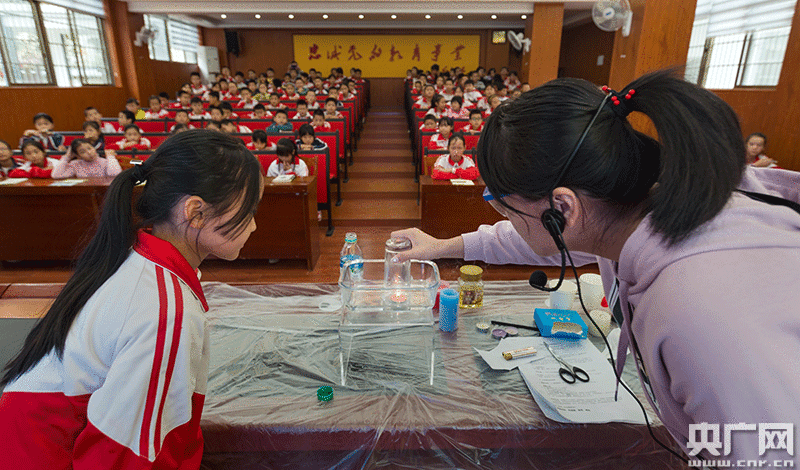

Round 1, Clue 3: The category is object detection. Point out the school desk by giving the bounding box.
[0,177,320,269]
[419,175,505,239]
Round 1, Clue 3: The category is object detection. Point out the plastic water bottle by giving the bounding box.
[339,232,363,281]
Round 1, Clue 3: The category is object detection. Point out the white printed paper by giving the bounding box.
[518,337,646,424]
[49,179,86,187]
[450,179,475,186]
[0,178,28,185]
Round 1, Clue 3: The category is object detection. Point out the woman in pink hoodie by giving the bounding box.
[393,70,800,466]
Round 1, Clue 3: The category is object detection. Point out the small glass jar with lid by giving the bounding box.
[458,265,484,308]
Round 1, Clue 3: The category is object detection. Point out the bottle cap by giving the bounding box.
[459,265,483,282]
[345,232,357,244]
[317,385,333,402]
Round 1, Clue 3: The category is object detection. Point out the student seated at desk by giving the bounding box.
[446,96,470,119]
[324,98,342,119]
[296,124,328,151]
[220,119,251,135]
[85,107,118,134]
[461,109,485,134]
[170,109,196,132]
[252,103,273,120]
[268,92,287,111]
[189,98,211,120]
[144,95,169,120]
[246,129,276,151]
[745,132,778,168]
[235,88,259,109]
[311,109,331,132]
[293,100,313,121]
[419,114,438,131]
[305,90,320,110]
[107,111,130,134]
[267,138,308,177]
[425,95,448,120]
[52,139,121,178]
[170,90,192,110]
[220,102,239,120]
[82,121,105,157]
[20,113,66,151]
[431,134,478,180]
[0,139,20,176]
[428,117,454,150]
[117,125,151,151]
[9,140,59,178]
[266,110,293,133]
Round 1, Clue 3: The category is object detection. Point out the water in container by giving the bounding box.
[384,236,412,309]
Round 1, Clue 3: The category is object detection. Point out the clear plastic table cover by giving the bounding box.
[199,281,687,470]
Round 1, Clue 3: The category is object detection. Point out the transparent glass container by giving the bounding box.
[338,258,440,387]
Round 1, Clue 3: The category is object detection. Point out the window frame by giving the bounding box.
[0,0,112,87]
[144,14,198,65]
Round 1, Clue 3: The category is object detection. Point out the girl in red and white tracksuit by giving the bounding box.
[0,129,263,470]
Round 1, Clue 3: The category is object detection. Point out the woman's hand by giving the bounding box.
[389,228,465,261]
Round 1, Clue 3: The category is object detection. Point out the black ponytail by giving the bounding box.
[2,130,262,386]
[477,69,745,246]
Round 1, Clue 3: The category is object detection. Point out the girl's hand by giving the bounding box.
[282,162,292,171]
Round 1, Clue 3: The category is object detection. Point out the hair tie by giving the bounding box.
[601,86,635,119]
[130,164,146,184]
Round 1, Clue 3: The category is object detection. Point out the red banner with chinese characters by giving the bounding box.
[293,35,480,78]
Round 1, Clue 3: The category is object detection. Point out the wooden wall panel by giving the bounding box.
[0,87,128,146]
[559,22,615,85]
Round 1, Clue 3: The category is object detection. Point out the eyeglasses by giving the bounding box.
[483,188,510,217]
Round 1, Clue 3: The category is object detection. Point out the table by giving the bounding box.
[419,176,505,239]
[238,177,320,269]
[0,177,320,269]
[198,281,687,470]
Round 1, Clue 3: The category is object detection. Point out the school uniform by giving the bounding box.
[307,101,320,110]
[0,230,210,469]
[427,133,450,150]
[292,112,313,121]
[425,109,447,119]
[8,157,60,178]
[188,111,211,120]
[235,99,259,109]
[446,108,470,119]
[144,109,169,120]
[94,121,117,134]
[117,137,152,151]
[246,141,276,151]
[236,125,252,133]
[460,122,484,134]
[281,93,300,101]
[464,91,483,103]
[21,132,65,151]
[266,158,309,177]
[190,83,208,95]
[295,138,328,151]
[419,123,438,131]
[324,111,343,119]
[431,154,479,180]
[413,97,432,109]
[0,159,20,176]
[51,153,122,178]
[252,111,274,119]
[168,102,189,110]
[313,122,331,133]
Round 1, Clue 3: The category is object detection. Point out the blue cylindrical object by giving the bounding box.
[439,288,459,332]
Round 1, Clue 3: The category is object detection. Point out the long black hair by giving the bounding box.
[476,69,745,246]
[2,129,262,386]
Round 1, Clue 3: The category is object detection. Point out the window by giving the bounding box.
[0,0,50,85]
[144,15,198,64]
[0,0,111,86]
[686,0,798,89]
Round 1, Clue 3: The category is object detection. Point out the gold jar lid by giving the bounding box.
[460,265,483,282]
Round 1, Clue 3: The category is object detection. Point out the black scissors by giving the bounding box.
[544,343,590,384]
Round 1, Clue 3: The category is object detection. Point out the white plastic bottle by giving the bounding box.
[339,232,364,281]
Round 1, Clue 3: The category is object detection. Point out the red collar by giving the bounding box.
[133,230,208,312]
[448,155,463,167]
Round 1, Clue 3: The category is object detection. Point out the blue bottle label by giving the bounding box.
[340,254,364,274]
